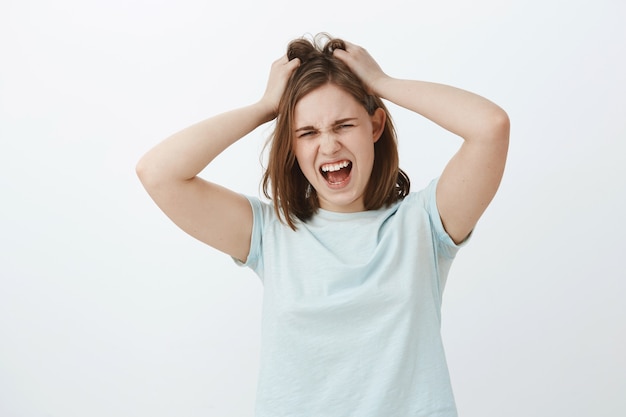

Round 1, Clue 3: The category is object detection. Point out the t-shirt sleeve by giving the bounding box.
[232,195,265,275]
[425,177,471,259]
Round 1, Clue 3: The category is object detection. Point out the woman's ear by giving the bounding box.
[371,107,386,143]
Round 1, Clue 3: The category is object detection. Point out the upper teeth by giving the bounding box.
[321,161,350,172]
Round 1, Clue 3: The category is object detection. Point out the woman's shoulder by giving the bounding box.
[242,195,278,221]
[399,177,439,208]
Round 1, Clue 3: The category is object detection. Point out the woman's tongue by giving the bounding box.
[324,164,351,184]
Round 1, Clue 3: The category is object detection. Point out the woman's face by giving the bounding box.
[292,83,385,213]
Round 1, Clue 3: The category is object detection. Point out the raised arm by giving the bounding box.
[136,55,300,262]
[334,42,509,244]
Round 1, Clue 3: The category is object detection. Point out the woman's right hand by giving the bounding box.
[259,55,301,120]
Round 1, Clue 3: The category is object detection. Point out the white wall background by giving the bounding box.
[1,0,624,416]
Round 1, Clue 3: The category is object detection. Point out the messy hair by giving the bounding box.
[262,33,410,230]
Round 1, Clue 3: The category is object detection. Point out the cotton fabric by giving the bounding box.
[238,178,466,417]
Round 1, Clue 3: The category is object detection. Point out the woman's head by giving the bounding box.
[262,34,409,229]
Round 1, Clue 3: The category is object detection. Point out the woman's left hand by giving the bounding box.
[332,41,389,95]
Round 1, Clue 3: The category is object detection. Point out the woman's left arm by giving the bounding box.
[335,43,510,244]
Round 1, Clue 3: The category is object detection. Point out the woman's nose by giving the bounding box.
[319,132,341,154]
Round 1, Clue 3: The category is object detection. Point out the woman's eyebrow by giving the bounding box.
[334,117,358,125]
[294,117,358,132]
[295,125,316,133]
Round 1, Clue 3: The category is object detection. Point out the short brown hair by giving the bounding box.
[262,34,410,229]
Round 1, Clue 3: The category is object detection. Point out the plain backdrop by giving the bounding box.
[1,0,625,416]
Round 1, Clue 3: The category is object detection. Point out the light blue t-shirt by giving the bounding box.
[239,178,465,417]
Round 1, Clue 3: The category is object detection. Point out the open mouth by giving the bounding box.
[320,160,352,185]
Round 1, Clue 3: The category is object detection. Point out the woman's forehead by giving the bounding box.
[293,84,365,127]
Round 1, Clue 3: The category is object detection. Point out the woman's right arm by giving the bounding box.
[136,55,300,263]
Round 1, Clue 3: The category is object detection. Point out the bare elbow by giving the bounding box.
[135,155,149,182]
[135,153,161,189]
[464,106,510,145]
[135,157,146,181]
[490,107,510,143]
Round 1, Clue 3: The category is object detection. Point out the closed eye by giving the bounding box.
[334,117,358,130]
[297,130,316,138]
[335,123,354,132]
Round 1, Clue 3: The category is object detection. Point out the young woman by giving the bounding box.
[137,34,509,416]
